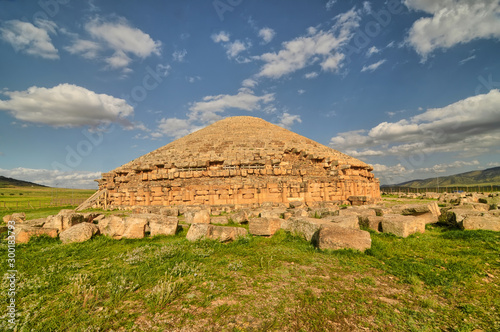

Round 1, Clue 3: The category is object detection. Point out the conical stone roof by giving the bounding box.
[116,116,370,172]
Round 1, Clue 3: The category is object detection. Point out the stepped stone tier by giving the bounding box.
[95,116,380,208]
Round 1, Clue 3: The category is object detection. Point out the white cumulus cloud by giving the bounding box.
[66,16,161,71]
[330,89,500,158]
[0,19,59,59]
[404,0,500,60]
[0,84,134,127]
[256,8,360,78]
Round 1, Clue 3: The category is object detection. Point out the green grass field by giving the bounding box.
[0,224,498,331]
[0,187,95,211]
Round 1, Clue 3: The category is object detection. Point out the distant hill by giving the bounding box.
[0,176,47,188]
[384,166,500,188]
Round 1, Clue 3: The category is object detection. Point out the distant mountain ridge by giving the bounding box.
[0,175,47,188]
[384,166,500,188]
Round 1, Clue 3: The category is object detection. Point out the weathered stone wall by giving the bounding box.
[98,150,379,208]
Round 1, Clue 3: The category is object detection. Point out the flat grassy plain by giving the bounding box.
[0,186,95,210]
[0,193,499,331]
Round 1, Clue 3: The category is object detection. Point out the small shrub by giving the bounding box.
[478,198,488,204]
[489,204,497,210]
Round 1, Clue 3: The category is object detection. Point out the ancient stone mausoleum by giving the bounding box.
[85,116,380,209]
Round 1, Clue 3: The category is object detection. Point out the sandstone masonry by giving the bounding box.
[87,116,380,209]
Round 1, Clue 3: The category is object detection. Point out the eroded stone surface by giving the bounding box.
[60,223,99,244]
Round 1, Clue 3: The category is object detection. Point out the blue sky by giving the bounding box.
[1,0,500,188]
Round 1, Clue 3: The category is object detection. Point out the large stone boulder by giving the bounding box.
[380,214,425,238]
[186,224,247,242]
[361,215,383,232]
[391,202,441,224]
[44,209,85,232]
[2,215,12,223]
[248,217,282,236]
[309,206,339,218]
[461,202,490,212]
[14,227,58,244]
[98,215,126,239]
[122,217,148,239]
[160,206,179,217]
[260,208,286,219]
[281,217,331,241]
[313,225,371,251]
[59,223,99,244]
[231,210,249,224]
[149,216,178,236]
[460,215,500,231]
[184,209,210,224]
[210,216,229,225]
[439,208,483,228]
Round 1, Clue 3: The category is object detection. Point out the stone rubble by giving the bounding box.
[5,191,499,247]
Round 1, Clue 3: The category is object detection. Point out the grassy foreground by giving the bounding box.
[0,223,499,331]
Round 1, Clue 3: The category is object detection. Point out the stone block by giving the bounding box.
[184,209,210,224]
[211,216,229,224]
[460,215,500,231]
[281,217,330,241]
[248,217,282,236]
[313,225,371,251]
[160,206,179,216]
[381,214,425,238]
[14,227,58,244]
[98,215,126,239]
[186,224,247,242]
[60,223,99,244]
[122,217,148,239]
[150,216,178,236]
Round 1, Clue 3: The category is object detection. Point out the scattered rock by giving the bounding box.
[184,209,210,224]
[248,217,282,236]
[460,215,500,231]
[98,215,126,239]
[231,210,249,224]
[210,216,229,224]
[361,215,383,232]
[122,217,148,239]
[313,225,371,251]
[160,206,179,217]
[59,222,99,244]
[149,216,178,236]
[186,224,247,242]
[2,215,12,223]
[14,227,58,244]
[381,214,425,238]
[281,217,331,241]
[289,201,303,208]
[260,208,286,219]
